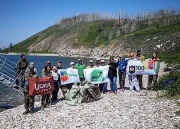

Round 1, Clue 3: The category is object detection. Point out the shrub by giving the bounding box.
[153,71,180,97]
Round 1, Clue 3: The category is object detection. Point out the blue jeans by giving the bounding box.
[99,83,108,93]
[109,77,117,92]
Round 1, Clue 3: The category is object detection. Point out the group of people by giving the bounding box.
[15,49,160,115]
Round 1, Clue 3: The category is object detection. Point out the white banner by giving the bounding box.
[58,68,80,85]
[127,60,159,75]
[83,66,110,84]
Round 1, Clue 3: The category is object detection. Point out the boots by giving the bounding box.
[23,110,30,115]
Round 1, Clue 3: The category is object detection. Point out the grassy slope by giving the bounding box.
[3,21,180,64]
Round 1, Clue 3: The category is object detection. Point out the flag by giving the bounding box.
[59,68,80,85]
[28,76,54,96]
[83,66,109,84]
[127,60,160,75]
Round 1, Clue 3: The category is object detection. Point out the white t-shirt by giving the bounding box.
[52,71,59,80]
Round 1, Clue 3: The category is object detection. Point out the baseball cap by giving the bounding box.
[57,61,62,63]
[29,62,34,68]
[96,58,100,61]
[100,60,105,63]
[70,62,75,65]
[89,60,93,63]
[78,58,82,61]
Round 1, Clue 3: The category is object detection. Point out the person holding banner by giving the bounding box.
[66,62,76,90]
[136,49,145,89]
[95,58,101,67]
[51,66,60,102]
[99,60,108,93]
[75,58,86,82]
[86,60,95,68]
[108,56,118,94]
[41,65,52,110]
[128,52,140,92]
[23,62,38,115]
[117,54,127,91]
[148,52,160,89]
[42,61,51,76]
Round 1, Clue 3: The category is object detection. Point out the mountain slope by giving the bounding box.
[3,12,180,58]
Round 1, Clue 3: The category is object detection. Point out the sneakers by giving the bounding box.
[109,91,113,94]
[23,110,30,115]
[120,88,125,91]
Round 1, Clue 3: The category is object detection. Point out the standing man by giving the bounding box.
[117,54,127,91]
[23,62,38,115]
[57,61,62,69]
[99,60,108,93]
[95,58,101,67]
[136,49,145,89]
[86,60,95,68]
[128,52,140,92]
[75,58,86,82]
[15,54,28,87]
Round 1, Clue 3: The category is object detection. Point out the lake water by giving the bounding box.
[0,54,108,111]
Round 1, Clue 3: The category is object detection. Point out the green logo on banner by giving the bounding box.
[90,69,103,82]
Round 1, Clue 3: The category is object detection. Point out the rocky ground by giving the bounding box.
[0,62,180,129]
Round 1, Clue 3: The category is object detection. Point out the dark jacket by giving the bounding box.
[16,59,28,71]
[108,62,117,78]
[117,58,127,72]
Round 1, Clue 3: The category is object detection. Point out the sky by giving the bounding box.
[0,0,180,49]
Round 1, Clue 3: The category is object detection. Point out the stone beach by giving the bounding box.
[0,62,180,129]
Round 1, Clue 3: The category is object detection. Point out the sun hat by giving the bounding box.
[70,62,75,65]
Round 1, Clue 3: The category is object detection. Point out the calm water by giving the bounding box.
[2,55,108,75]
[0,54,108,111]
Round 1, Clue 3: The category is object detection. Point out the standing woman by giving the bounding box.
[148,52,160,89]
[117,54,127,91]
[41,65,52,110]
[108,56,118,94]
[51,66,60,102]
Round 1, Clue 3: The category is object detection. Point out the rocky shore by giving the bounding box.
[0,62,180,129]
[0,88,179,129]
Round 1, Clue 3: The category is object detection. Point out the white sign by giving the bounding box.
[127,60,157,75]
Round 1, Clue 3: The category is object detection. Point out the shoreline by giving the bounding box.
[0,52,110,60]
